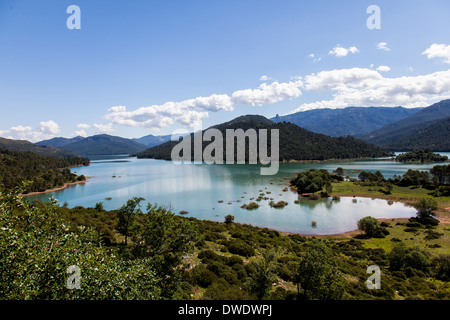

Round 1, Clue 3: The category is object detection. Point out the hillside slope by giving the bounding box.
[62,134,148,155]
[137,115,391,161]
[271,106,420,137]
[359,99,450,147]
[0,137,82,158]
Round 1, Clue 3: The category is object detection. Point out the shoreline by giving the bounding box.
[20,177,93,197]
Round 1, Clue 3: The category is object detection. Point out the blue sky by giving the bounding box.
[1,0,450,141]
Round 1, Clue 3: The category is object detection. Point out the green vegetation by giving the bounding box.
[395,150,448,163]
[357,216,389,238]
[290,169,342,195]
[0,137,82,158]
[241,202,260,210]
[269,200,288,208]
[0,149,90,194]
[387,117,450,152]
[1,184,449,300]
[137,115,391,161]
[360,99,450,151]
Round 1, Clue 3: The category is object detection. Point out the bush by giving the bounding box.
[224,240,255,258]
[269,200,288,208]
[189,265,218,288]
[357,216,380,237]
[414,198,438,219]
[241,202,259,210]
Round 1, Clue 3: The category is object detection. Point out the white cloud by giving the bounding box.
[106,80,303,130]
[93,123,114,134]
[329,45,359,57]
[39,120,60,135]
[77,123,90,129]
[303,68,382,91]
[308,53,322,63]
[422,43,450,64]
[231,81,302,106]
[376,65,391,72]
[288,68,450,113]
[259,75,272,81]
[74,130,87,137]
[0,120,61,142]
[376,42,391,51]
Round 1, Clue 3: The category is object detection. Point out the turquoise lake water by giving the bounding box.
[28,153,450,235]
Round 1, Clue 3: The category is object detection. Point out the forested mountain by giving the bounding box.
[133,134,172,148]
[61,134,148,155]
[271,106,420,137]
[0,137,82,158]
[0,149,90,194]
[387,117,450,151]
[359,99,450,148]
[37,136,84,148]
[137,115,391,161]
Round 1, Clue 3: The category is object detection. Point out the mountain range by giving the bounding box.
[0,137,82,158]
[358,99,450,151]
[3,99,449,158]
[271,106,421,137]
[137,115,391,161]
[51,134,148,156]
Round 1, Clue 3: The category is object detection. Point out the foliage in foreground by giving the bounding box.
[1,186,449,300]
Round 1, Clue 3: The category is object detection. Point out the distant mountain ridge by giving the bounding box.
[36,136,85,148]
[0,137,82,158]
[137,114,391,161]
[132,134,172,148]
[59,134,148,156]
[271,106,421,137]
[359,99,450,150]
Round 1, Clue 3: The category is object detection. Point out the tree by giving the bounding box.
[357,216,380,238]
[333,167,345,178]
[246,250,277,300]
[430,164,450,185]
[224,214,235,225]
[116,197,145,245]
[94,201,104,212]
[131,203,199,298]
[414,198,438,220]
[295,241,345,300]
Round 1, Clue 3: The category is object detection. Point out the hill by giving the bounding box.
[386,117,450,151]
[0,137,82,158]
[271,106,420,137]
[359,99,450,148]
[0,149,90,194]
[61,134,148,155]
[137,115,391,161]
[133,134,172,148]
[37,136,85,148]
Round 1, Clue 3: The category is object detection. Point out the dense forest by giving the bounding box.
[387,117,450,151]
[0,149,90,194]
[395,150,449,163]
[359,99,450,150]
[137,115,391,161]
[0,137,82,158]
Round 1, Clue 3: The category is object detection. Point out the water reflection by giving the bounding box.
[28,157,423,234]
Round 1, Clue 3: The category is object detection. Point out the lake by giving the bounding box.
[28,153,450,235]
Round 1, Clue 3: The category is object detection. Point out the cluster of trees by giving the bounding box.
[395,150,448,163]
[0,149,90,194]
[290,169,343,195]
[355,164,450,196]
